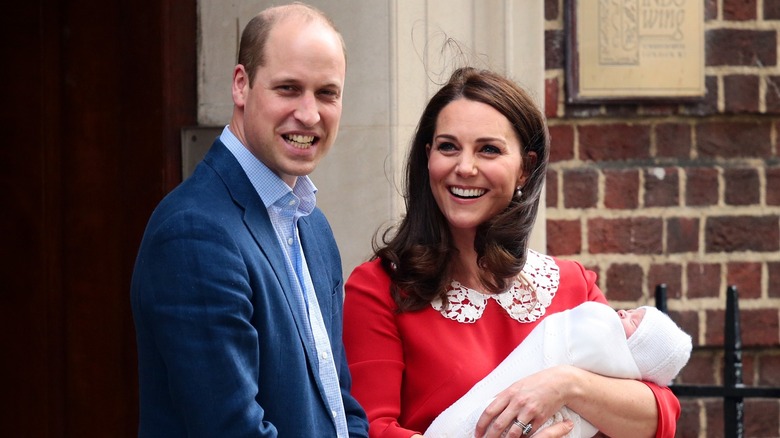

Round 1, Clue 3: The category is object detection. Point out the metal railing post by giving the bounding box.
[724,285,744,438]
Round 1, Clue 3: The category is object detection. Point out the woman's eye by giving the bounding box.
[481,145,501,154]
[436,142,457,151]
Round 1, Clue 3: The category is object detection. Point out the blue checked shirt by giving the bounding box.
[220,126,349,437]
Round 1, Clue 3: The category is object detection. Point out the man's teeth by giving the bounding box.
[285,134,315,149]
[450,187,485,198]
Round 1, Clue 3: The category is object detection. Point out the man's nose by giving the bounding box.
[294,93,321,127]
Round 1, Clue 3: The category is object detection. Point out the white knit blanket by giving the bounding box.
[424,302,642,438]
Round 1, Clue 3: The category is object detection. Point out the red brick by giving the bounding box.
[724,167,760,206]
[706,0,719,20]
[604,263,643,301]
[758,354,780,386]
[588,217,663,254]
[602,103,640,118]
[564,103,602,118]
[696,121,772,158]
[687,263,721,299]
[685,167,719,206]
[742,309,780,346]
[546,219,581,256]
[644,167,679,207]
[545,78,559,119]
[724,74,759,113]
[655,123,691,158]
[544,0,558,20]
[680,76,719,117]
[768,262,780,298]
[723,0,757,20]
[548,124,573,162]
[676,400,700,438]
[604,169,639,209]
[648,264,682,299]
[742,353,756,385]
[704,309,728,345]
[680,351,717,384]
[726,262,761,299]
[767,167,780,206]
[667,217,699,253]
[767,0,780,19]
[672,310,700,347]
[706,215,780,252]
[744,399,780,438]
[562,168,598,209]
[705,29,777,67]
[767,76,780,114]
[578,124,651,162]
[544,29,564,70]
[704,399,725,438]
[546,169,558,208]
[637,103,678,117]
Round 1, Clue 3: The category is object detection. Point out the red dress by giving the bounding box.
[343,251,680,438]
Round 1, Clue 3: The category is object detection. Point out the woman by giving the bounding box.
[343,67,679,438]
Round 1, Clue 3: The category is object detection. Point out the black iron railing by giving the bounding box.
[655,284,780,437]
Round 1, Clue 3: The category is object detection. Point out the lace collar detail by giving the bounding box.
[431,250,560,324]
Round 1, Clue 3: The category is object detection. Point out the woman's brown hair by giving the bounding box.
[375,67,550,311]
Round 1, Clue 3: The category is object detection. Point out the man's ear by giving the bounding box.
[232,65,249,108]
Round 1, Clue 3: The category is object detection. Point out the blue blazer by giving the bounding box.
[131,139,368,437]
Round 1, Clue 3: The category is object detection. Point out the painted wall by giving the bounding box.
[197,0,546,277]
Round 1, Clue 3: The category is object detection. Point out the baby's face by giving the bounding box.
[617,308,646,338]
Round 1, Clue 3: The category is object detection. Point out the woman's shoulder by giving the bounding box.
[345,258,395,303]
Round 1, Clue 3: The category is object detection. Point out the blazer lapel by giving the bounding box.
[203,140,318,361]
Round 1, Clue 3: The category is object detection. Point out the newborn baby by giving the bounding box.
[425,301,692,437]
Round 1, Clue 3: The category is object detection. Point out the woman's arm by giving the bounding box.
[475,365,675,438]
[343,261,422,438]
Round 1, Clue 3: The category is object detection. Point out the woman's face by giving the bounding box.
[427,98,526,236]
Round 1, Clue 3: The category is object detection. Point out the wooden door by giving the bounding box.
[0,0,196,435]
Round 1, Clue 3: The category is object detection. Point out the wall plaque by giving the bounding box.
[567,0,705,102]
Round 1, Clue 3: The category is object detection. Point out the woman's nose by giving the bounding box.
[455,155,477,176]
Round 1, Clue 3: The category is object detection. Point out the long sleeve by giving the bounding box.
[343,260,418,438]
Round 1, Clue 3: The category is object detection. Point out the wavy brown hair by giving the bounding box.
[375,67,550,311]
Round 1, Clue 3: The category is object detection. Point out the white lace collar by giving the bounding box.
[431,250,559,324]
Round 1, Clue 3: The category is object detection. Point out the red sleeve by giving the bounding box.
[343,260,419,438]
[644,376,681,437]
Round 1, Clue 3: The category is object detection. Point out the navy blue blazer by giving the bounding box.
[131,139,368,437]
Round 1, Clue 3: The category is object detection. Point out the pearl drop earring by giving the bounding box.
[516,186,523,197]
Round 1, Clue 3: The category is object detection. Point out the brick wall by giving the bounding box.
[544,1,780,436]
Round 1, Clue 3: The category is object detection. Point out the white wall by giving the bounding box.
[197,0,545,278]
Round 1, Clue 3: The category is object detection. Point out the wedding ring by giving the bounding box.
[512,419,533,436]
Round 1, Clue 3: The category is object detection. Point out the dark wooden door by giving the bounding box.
[0,1,196,436]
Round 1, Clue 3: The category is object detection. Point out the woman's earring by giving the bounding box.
[515,186,523,198]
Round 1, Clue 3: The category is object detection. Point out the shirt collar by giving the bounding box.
[220,125,317,214]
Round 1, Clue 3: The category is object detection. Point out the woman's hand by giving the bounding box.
[474,364,659,438]
[474,366,576,438]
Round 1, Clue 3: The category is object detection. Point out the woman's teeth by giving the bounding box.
[285,134,315,149]
[450,187,485,198]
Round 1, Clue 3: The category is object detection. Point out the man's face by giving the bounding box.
[232,17,346,187]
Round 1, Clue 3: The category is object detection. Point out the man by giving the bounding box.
[131,4,368,436]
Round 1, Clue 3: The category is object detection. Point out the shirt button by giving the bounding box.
[287,237,293,245]
[320,351,329,360]
[332,410,337,418]
[288,199,296,206]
